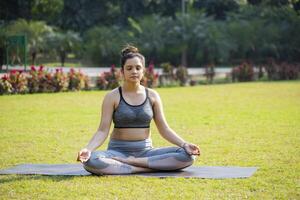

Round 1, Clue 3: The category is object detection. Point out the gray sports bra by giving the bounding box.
[113,87,154,128]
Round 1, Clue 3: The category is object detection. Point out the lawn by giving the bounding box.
[42,62,83,68]
[0,81,299,199]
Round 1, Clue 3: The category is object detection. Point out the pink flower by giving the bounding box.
[70,68,75,74]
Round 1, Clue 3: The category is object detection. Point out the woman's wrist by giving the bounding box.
[180,142,188,148]
[84,146,93,152]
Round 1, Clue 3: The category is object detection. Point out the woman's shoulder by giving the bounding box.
[146,87,158,96]
[103,87,120,102]
[146,87,160,103]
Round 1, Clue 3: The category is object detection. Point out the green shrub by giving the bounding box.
[96,65,121,90]
[34,66,55,93]
[161,62,174,76]
[175,66,189,86]
[265,62,299,80]
[52,68,68,92]
[8,70,28,94]
[27,66,40,93]
[141,63,159,88]
[0,75,13,95]
[204,64,215,84]
[68,68,89,91]
[231,62,254,82]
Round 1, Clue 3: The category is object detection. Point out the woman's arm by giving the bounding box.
[84,92,115,151]
[151,90,186,147]
[151,89,200,155]
[77,91,115,162]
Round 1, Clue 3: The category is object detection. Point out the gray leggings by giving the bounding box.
[83,138,195,175]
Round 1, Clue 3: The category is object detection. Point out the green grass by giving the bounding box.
[42,62,83,68]
[0,81,299,199]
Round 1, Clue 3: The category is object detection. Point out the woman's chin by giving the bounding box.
[127,78,141,83]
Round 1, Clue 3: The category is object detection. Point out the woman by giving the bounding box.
[77,45,201,175]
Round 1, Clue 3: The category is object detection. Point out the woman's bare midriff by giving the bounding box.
[110,128,151,141]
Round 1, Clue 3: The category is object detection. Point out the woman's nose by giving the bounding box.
[132,68,137,73]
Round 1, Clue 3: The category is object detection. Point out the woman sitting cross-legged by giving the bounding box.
[77,45,201,175]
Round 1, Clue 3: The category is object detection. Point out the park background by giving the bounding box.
[0,0,299,199]
[0,0,300,93]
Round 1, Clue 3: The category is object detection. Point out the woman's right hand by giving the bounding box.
[77,148,91,163]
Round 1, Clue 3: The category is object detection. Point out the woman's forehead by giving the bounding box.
[124,57,143,66]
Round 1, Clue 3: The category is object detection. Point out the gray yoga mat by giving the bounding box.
[0,164,258,179]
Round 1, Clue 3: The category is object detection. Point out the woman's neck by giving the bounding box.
[122,81,141,92]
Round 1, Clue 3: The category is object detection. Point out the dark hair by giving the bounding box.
[120,45,145,69]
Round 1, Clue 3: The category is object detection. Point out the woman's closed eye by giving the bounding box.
[136,65,142,70]
[126,65,142,71]
[126,66,132,70]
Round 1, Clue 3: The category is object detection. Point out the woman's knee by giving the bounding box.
[174,148,195,167]
[148,148,195,170]
[83,157,109,169]
[82,152,109,172]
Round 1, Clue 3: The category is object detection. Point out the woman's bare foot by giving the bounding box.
[111,156,135,165]
[111,156,148,168]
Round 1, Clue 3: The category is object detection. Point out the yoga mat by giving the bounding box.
[0,164,258,179]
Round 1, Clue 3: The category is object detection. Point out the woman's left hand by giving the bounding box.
[182,143,201,156]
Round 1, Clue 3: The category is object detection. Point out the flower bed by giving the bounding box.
[1,62,299,95]
[0,66,89,95]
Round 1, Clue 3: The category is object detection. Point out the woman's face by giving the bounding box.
[122,56,144,83]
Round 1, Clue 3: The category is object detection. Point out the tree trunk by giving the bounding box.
[181,48,187,67]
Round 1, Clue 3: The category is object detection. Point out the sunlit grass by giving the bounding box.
[42,62,83,68]
[0,81,299,199]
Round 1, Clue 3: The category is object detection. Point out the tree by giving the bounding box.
[0,26,7,70]
[118,0,182,25]
[5,19,54,65]
[193,0,239,20]
[31,0,64,24]
[127,15,166,64]
[58,0,120,33]
[83,26,131,66]
[0,0,34,21]
[44,30,82,66]
[0,0,63,24]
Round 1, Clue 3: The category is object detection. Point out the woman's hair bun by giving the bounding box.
[121,45,139,57]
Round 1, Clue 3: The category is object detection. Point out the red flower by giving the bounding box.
[1,74,8,81]
[148,63,154,73]
[39,65,44,71]
[10,70,17,74]
[31,65,36,71]
[110,64,116,73]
